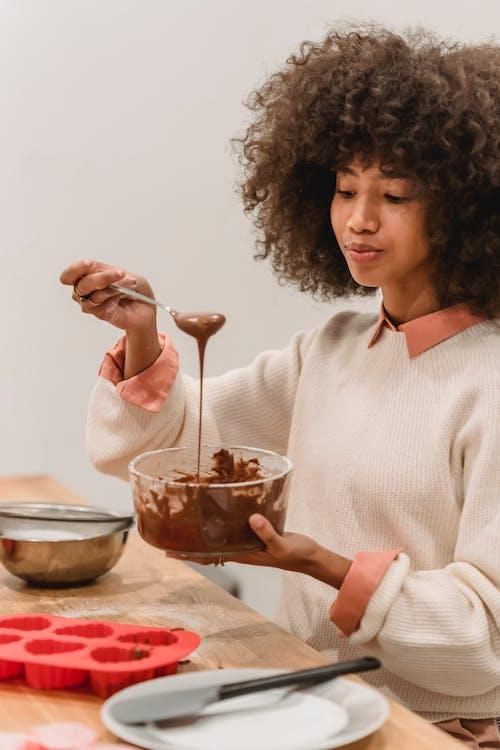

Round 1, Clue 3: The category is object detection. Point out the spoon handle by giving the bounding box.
[109,284,175,317]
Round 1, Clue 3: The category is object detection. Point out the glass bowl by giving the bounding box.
[129,445,292,559]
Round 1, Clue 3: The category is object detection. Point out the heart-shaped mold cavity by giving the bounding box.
[54,623,114,638]
[90,646,151,663]
[0,616,51,631]
[0,634,21,645]
[25,639,84,655]
[117,630,177,646]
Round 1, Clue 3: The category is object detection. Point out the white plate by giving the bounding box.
[102,669,389,750]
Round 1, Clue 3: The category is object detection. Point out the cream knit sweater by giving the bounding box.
[87,310,500,721]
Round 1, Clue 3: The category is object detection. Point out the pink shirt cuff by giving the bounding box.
[330,548,403,636]
[98,332,179,413]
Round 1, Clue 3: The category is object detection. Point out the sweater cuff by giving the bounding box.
[98,332,179,413]
[330,548,403,636]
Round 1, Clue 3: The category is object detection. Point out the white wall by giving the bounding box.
[1,0,498,618]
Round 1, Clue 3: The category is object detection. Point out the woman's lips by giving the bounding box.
[346,243,384,263]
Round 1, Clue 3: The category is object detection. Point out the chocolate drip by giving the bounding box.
[173,311,225,479]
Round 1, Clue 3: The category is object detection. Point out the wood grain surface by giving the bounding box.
[0,475,461,749]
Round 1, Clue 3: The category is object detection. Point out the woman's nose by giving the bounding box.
[346,199,379,233]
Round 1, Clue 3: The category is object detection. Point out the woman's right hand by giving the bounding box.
[59,259,157,334]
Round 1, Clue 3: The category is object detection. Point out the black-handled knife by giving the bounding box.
[111,656,381,725]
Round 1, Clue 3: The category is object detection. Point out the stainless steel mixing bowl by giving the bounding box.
[0,503,134,586]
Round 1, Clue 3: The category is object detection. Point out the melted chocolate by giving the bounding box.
[172,311,226,479]
[135,469,287,555]
[173,448,264,484]
[173,312,226,340]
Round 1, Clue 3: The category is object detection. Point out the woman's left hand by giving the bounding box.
[166,514,317,572]
[166,514,352,588]
[166,513,352,589]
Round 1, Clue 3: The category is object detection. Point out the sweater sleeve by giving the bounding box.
[330,548,403,636]
[99,332,179,413]
[86,327,318,481]
[343,379,500,697]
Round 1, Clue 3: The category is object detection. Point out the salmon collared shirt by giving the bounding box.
[367,300,487,358]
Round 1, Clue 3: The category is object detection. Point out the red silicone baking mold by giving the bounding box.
[0,613,200,698]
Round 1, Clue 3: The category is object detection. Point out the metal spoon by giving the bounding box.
[109,283,226,341]
[109,284,177,318]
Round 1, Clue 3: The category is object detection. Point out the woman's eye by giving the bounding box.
[385,194,409,203]
[334,190,411,203]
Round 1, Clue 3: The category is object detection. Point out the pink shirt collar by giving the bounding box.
[368,303,488,358]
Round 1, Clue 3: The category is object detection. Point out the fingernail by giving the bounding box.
[82,258,92,266]
[250,515,264,529]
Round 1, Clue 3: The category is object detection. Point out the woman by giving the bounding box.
[61,26,500,747]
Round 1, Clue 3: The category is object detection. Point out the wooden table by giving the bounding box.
[0,475,461,749]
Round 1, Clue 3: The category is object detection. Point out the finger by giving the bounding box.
[87,275,138,305]
[70,289,122,321]
[224,551,272,566]
[60,258,108,285]
[71,293,109,316]
[248,514,286,554]
[73,267,126,297]
[86,294,130,325]
[72,277,136,307]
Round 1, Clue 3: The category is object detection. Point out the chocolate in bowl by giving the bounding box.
[128,446,292,558]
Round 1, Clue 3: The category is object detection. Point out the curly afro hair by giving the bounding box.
[233,24,500,317]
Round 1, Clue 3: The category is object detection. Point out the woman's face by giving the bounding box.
[330,160,433,297]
